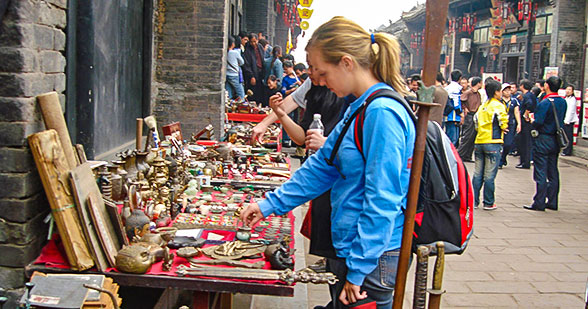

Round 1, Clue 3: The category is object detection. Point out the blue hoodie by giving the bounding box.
[258,83,415,286]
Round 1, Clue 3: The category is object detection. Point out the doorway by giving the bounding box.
[506,57,519,83]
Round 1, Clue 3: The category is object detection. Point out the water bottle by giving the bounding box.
[307,114,324,156]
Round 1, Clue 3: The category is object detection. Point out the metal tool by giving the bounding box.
[413,246,431,309]
[24,282,34,309]
[84,284,120,309]
[392,0,449,307]
[428,242,446,309]
[176,265,338,285]
[188,258,265,269]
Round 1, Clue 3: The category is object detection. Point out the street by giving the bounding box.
[303,157,588,308]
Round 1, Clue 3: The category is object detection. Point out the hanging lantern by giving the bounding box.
[502,3,509,19]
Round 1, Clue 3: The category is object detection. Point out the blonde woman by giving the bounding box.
[242,16,415,308]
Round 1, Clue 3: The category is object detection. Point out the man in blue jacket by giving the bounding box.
[524,76,567,212]
[444,70,463,146]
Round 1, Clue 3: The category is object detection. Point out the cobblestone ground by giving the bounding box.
[307,158,588,308]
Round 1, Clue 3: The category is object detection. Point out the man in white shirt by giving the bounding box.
[562,85,579,156]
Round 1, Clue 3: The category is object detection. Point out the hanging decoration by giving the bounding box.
[296,0,313,37]
[410,29,425,56]
[489,0,505,49]
[448,13,476,35]
[517,0,537,22]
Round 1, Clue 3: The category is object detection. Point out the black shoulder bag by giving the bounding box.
[549,98,569,150]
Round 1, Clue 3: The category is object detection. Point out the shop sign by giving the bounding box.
[543,66,558,79]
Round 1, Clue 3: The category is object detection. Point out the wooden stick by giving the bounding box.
[392,1,449,307]
[37,92,77,169]
[136,118,143,151]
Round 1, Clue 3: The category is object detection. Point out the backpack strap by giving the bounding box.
[325,88,416,178]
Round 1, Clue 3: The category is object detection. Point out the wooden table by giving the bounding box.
[26,263,294,308]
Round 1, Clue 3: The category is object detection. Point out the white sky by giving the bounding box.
[291,0,423,63]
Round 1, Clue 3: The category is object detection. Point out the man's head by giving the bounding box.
[535,79,545,91]
[227,36,235,50]
[258,32,265,40]
[545,76,562,94]
[501,83,511,98]
[510,83,517,92]
[565,84,575,97]
[409,74,421,92]
[283,60,294,74]
[470,76,483,91]
[435,72,445,86]
[459,77,468,90]
[294,63,307,77]
[247,33,258,46]
[450,69,462,82]
[519,79,533,92]
[485,79,502,100]
[259,39,269,50]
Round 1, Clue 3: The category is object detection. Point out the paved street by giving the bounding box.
[305,156,588,308]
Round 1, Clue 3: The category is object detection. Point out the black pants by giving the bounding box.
[532,135,560,210]
[457,112,476,161]
[562,123,574,155]
[518,120,532,167]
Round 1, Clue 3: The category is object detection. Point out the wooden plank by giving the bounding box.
[104,199,129,246]
[70,162,122,268]
[88,193,119,267]
[37,92,78,169]
[28,130,94,271]
[70,163,110,271]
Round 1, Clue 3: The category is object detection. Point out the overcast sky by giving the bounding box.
[291,0,423,63]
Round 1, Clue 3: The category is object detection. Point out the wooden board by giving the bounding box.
[88,193,119,266]
[104,199,129,246]
[70,163,110,271]
[28,130,94,271]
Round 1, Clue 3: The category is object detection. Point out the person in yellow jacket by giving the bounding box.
[472,79,509,210]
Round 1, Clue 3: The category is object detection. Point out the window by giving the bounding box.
[534,14,553,35]
[474,27,490,44]
[546,15,553,34]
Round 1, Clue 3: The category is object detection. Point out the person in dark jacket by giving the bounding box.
[524,76,567,212]
[242,33,266,103]
[516,79,536,169]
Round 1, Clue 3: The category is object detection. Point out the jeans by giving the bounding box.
[532,134,560,210]
[327,249,406,309]
[445,121,460,147]
[473,143,502,206]
[225,74,245,99]
[458,113,476,161]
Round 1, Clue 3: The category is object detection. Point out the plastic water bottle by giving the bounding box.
[307,114,324,156]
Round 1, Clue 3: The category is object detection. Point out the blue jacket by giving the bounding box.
[533,95,567,135]
[444,81,462,122]
[258,83,415,286]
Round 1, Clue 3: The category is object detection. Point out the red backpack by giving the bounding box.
[326,88,474,254]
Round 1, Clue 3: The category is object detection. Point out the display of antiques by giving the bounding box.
[28,96,335,288]
[225,89,271,114]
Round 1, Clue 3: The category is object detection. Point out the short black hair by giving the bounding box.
[471,76,482,87]
[300,73,309,81]
[536,79,545,85]
[436,72,445,83]
[450,70,462,82]
[485,79,501,99]
[247,33,258,40]
[283,60,294,68]
[238,31,247,39]
[267,75,277,82]
[282,53,295,62]
[545,76,562,92]
[228,36,235,47]
[520,79,533,91]
[531,86,541,97]
[567,84,575,91]
[410,74,421,83]
[294,63,306,72]
[259,39,268,47]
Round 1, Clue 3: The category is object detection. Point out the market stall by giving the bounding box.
[24,92,335,308]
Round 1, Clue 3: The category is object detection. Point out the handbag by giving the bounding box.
[549,98,569,150]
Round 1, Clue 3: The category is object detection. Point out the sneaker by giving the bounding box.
[474,204,479,209]
[483,204,497,211]
[523,204,545,211]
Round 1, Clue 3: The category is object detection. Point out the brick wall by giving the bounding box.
[0,0,66,305]
[152,0,230,138]
[550,0,586,87]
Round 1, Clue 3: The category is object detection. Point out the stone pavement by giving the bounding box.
[306,157,588,308]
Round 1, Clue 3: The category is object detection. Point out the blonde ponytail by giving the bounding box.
[306,16,407,96]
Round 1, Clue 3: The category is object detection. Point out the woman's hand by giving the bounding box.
[305,130,326,151]
[240,203,265,227]
[269,93,286,117]
[339,281,367,305]
[516,123,521,134]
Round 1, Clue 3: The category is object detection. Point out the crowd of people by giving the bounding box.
[408,70,579,212]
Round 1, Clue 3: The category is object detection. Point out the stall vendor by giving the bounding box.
[242,16,415,308]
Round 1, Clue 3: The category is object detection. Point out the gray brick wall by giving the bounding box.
[550,0,586,87]
[0,0,65,305]
[152,0,229,138]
